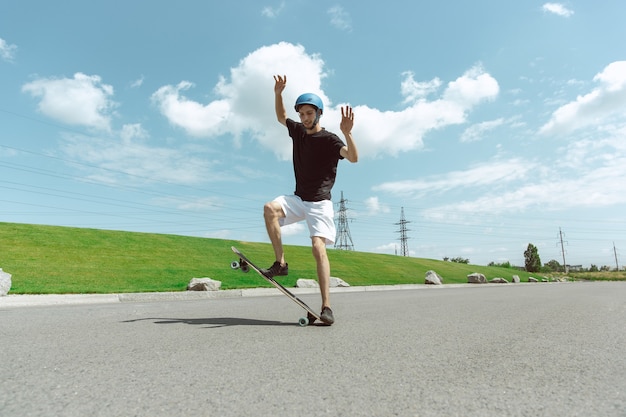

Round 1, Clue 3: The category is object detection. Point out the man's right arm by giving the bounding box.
[274,75,287,126]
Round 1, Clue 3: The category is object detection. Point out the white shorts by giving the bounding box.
[274,195,336,245]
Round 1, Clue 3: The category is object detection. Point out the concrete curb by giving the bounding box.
[0,286,352,308]
[0,282,551,308]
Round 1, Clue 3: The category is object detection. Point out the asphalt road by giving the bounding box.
[1,282,625,417]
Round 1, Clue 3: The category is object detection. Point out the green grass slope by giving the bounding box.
[1,222,538,294]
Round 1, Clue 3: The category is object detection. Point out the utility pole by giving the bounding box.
[395,207,411,257]
[559,227,568,273]
[334,191,354,250]
[613,242,620,271]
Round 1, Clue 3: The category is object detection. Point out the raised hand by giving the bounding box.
[340,106,354,134]
[274,75,287,95]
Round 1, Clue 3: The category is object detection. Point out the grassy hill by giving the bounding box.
[1,222,540,294]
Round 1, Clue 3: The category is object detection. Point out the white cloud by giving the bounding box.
[281,222,306,237]
[120,123,149,142]
[328,5,352,31]
[60,133,220,185]
[151,42,329,159]
[151,42,499,159]
[424,160,626,220]
[262,2,285,18]
[364,196,390,216]
[539,61,626,136]
[593,61,626,92]
[443,64,499,107]
[327,64,499,157]
[421,125,626,220]
[542,3,574,17]
[22,73,116,131]
[400,71,442,104]
[460,118,505,143]
[130,75,144,88]
[203,229,232,239]
[174,197,222,211]
[350,64,499,157]
[373,242,402,255]
[151,81,231,138]
[373,158,534,197]
[0,37,17,62]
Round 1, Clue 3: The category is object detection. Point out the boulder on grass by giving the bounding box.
[187,277,221,291]
[425,270,443,285]
[0,268,11,296]
[296,277,350,288]
[296,279,318,288]
[467,273,487,284]
[330,277,350,287]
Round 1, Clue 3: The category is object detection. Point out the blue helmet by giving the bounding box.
[294,93,324,113]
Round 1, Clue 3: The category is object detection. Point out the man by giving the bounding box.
[262,74,358,325]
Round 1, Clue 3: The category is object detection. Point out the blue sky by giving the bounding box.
[1,1,625,268]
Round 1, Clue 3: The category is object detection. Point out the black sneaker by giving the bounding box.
[320,307,335,325]
[261,261,288,278]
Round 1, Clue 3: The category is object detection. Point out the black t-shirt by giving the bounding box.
[286,118,345,202]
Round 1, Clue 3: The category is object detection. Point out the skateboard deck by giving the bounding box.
[230,246,323,326]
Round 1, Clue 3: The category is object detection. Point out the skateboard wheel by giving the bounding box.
[230,261,240,270]
[241,264,250,273]
[298,317,309,327]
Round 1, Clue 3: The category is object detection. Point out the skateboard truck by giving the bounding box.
[230,259,250,273]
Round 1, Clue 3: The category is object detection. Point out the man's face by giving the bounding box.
[298,104,320,129]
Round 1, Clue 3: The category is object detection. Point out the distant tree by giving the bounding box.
[544,259,561,272]
[489,261,512,268]
[524,243,541,273]
[450,257,470,264]
[589,264,599,272]
[443,257,450,262]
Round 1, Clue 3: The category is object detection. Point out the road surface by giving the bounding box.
[1,282,625,416]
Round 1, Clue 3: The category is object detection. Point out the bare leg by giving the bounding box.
[264,201,286,265]
[311,236,331,309]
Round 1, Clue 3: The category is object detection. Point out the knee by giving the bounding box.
[263,202,274,221]
[311,237,327,259]
[264,202,281,221]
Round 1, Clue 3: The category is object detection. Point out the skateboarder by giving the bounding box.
[262,74,359,325]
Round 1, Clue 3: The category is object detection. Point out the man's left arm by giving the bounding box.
[339,106,358,163]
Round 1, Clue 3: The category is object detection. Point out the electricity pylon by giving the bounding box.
[334,191,354,250]
[395,207,411,256]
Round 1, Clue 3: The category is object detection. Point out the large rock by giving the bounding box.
[467,272,487,284]
[512,275,520,283]
[296,279,318,288]
[0,268,11,296]
[330,277,350,287]
[296,277,350,288]
[489,277,509,284]
[187,277,221,291]
[424,270,443,285]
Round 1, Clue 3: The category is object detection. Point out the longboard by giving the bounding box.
[230,246,323,326]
